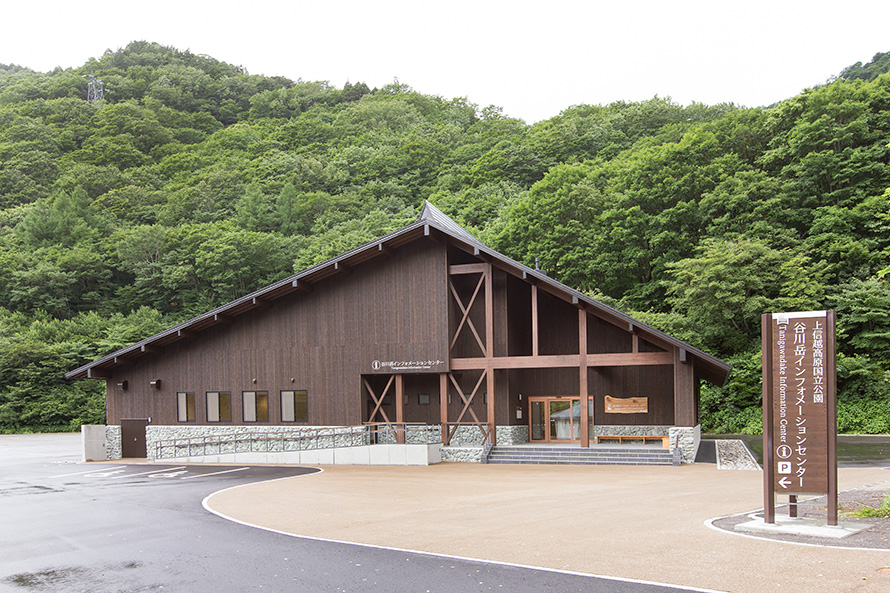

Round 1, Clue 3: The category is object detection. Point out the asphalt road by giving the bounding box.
[0,434,715,593]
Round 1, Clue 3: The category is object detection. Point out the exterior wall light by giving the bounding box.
[149,379,161,390]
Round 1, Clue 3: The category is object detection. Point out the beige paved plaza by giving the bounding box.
[205,462,890,592]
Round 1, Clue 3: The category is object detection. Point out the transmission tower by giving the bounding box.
[83,74,105,103]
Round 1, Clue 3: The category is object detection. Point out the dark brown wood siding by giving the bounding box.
[589,365,675,425]
[106,240,449,425]
[587,315,632,354]
[537,291,579,355]
[505,275,532,357]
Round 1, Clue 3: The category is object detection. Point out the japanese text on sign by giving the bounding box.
[771,311,829,494]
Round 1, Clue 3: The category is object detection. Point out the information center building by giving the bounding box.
[68,203,731,461]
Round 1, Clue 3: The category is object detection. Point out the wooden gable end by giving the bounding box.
[104,239,449,425]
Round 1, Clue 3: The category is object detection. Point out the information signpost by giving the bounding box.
[762,310,837,525]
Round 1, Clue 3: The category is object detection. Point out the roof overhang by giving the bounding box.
[67,202,731,386]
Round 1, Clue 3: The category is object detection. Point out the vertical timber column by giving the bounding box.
[673,348,696,426]
[395,374,405,444]
[486,367,496,445]
[579,308,589,447]
[440,373,449,445]
[531,284,539,357]
[484,263,496,442]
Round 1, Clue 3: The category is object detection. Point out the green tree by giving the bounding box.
[15,187,99,248]
[234,183,277,232]
[665,238,826,354]
[833,275,890,356]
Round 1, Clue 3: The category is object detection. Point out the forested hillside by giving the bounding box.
[1,42,888,433]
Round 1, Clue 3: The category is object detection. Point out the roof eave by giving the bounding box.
[67,204,731,387]
[66,220,429,380]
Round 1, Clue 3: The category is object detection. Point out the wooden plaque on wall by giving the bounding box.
[604,396,648,414]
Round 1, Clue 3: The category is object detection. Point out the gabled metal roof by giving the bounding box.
[67,201,731,385]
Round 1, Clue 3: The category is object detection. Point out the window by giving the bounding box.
[243,390,269,422]
[177,392,195,422]
[206,391,231,422]
[281,390,308,422]
[418,393,430,405]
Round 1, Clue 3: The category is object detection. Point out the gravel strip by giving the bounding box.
[716,439,760,470]
[711,479,890,549]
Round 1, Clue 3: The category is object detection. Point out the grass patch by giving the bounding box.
[854,492,890,518]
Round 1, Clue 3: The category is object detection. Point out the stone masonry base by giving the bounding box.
[98,423,700,464]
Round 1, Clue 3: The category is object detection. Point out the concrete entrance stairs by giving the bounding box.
[485,445,678,466]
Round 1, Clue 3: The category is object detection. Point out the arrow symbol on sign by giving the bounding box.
[778,477,792,489]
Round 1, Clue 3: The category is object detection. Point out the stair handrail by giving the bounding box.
[480,430,495,464]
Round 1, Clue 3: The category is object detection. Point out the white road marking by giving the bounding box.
[108,466,186,479]
[180,467,250,480]
[148,470,190,478]
[51,466,126,478]
[83,469,128,478]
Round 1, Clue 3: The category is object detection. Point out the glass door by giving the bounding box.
[531,400,545,441]
[549,399,574,441]
[530,397,589,442]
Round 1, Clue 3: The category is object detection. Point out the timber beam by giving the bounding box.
[449,263,487,275]
[252,296,272,309]
[377,243,395,259]
[450,351,674,370]
[292,280,313,293]
[333,261,352,277]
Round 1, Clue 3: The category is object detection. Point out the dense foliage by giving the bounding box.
[1,42,888,433]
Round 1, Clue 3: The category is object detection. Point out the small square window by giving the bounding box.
[177,392,195,422]
[418,393,430,405]
[243,390,269,422]
[281,390,308,422]
[206,391,231,422]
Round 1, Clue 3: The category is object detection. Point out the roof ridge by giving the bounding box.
[418,200,485,249]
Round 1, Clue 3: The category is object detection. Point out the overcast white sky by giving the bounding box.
[4,1,889,122]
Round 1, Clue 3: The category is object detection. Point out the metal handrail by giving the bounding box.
[154,423,442,459]
[480,430,495,464]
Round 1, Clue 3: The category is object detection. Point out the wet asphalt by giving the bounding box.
[0,434,713,593]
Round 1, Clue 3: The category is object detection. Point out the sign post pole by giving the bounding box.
[827,310,838,526]
[762,313,775,524]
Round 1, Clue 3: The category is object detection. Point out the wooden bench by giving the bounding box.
[594,434,670,449]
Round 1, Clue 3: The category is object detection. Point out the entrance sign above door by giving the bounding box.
[370,359,447,373]
[762,310,837,525]
[604,396,648,414]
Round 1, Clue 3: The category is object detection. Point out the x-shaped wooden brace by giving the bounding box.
[449,274,486,355]
[364,376,394,429]
[446,371,486,442]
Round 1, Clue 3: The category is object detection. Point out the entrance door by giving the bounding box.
[529,397,592,443]
[121,418,149,458]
